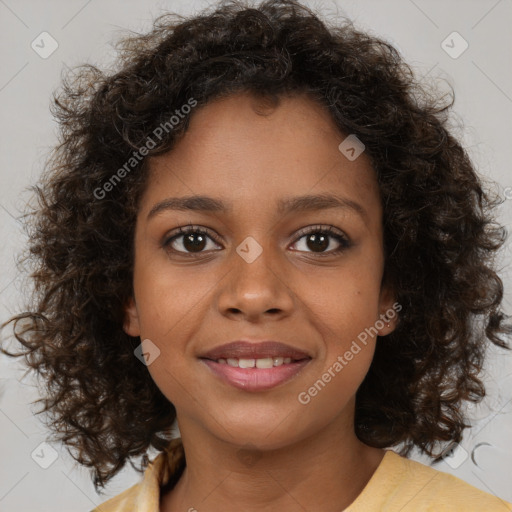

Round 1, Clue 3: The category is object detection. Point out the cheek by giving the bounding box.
[295,317,376,432]
[293,256,382,394]
[131,259,219,406]
[297,265,383,342]
[133,257,215,339]
[145,353,194,410]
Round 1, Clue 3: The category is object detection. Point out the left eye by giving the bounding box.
[290,226,351,255]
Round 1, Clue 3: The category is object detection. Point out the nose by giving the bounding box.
[216,239,295,322]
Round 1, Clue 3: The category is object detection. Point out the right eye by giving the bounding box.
[162,225,222,256]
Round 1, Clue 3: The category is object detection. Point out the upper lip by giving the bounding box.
[199,341,312,361]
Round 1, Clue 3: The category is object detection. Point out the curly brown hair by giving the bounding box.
[2,0,511,492]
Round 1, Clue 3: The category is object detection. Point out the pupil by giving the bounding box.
[184,233,206,252]
[307,233,328,252]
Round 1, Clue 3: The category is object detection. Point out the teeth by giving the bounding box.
[217,357,296,368]
[256,358,274,369]
[239,358,255,368]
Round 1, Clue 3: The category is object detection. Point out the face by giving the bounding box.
[124,92,397,450]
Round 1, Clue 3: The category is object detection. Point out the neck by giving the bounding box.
[160,413,385,512]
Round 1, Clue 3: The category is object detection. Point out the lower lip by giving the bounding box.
[200,359,311,392]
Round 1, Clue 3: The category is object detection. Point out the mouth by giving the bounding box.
[206,356,304,368]
[198,340,312,392]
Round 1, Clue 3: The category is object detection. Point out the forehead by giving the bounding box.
[141,92,381,223]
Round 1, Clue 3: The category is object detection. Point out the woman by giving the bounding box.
[3,1,511,510]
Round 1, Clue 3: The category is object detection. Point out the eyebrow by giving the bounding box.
[147,193,368,223]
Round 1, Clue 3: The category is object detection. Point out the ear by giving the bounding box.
[377,280,400,336]
[123,296,141,337]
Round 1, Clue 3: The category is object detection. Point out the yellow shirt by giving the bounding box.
[91,440,512,512]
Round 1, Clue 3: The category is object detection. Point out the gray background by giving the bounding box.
[1,0,511,510]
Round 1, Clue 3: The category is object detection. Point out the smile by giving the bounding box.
[216,356,294,368]
[200,357,311,391]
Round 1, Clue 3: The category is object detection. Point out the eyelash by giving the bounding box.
[162,224,351,258]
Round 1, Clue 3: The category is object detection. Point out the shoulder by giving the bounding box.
[89,481,144,512]
[397,453,510,511]
[89,439,185,512]
[347,450,512,512]
[89,451,169,512]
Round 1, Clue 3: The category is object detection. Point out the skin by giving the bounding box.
[124,91,398,512]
